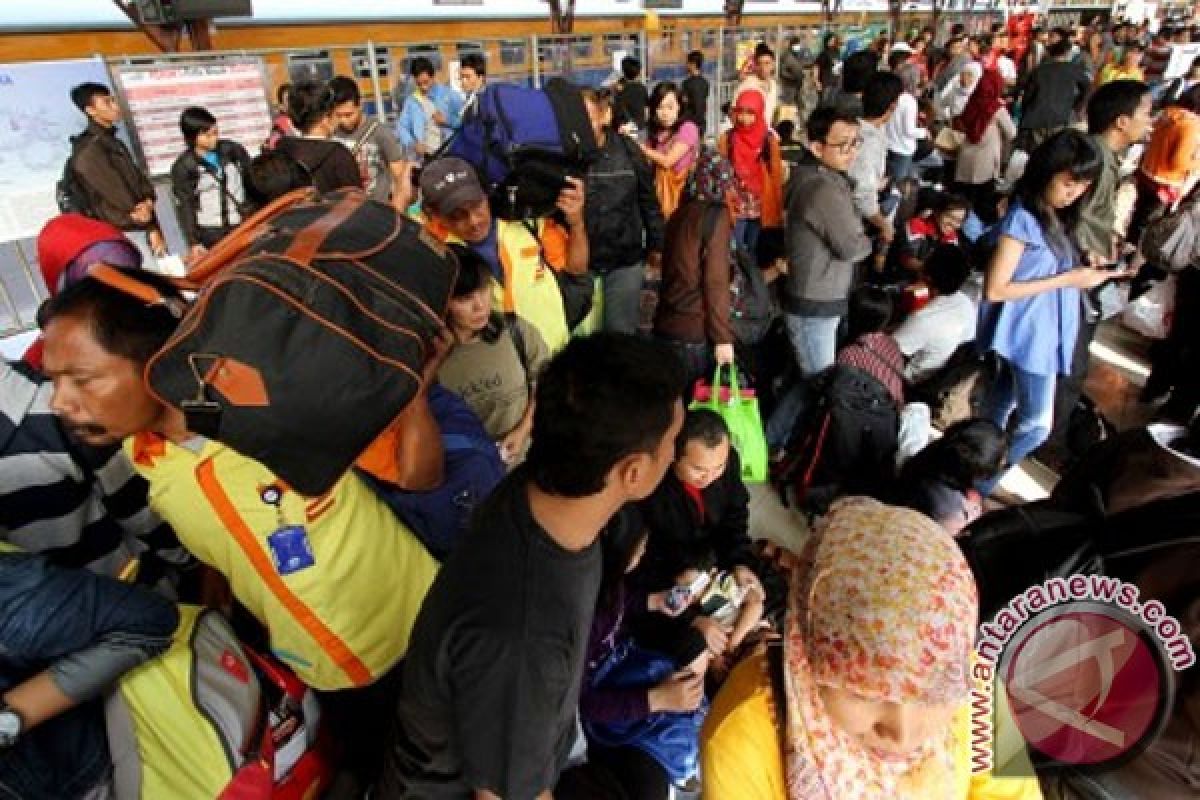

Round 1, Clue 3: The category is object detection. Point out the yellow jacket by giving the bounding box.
[428,217,574,353]
[702,648,1044,800]
[128,433,438,690]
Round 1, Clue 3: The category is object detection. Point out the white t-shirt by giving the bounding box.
[892,291,977,383]
[884,92,927,156]
[997,56,1018,86]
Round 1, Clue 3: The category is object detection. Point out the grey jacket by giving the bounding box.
[783,150,873,317]
[848,118,888,219]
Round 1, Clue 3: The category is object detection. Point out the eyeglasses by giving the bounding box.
[823,136,863,154]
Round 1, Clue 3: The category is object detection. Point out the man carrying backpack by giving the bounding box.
[420,157,589,353]
[38,267,442,786]
[63,82,164,260]
[330,75,414,212]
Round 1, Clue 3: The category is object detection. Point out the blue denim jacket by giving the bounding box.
[0,553,177,799]
[395,83,464,151]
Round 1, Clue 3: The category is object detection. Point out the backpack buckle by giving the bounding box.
[182,353,223,438]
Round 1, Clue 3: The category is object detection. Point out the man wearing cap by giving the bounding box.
[420,157,588,353]
[0,214,188,589]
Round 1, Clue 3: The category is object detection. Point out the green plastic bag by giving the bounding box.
[689,365,769,484]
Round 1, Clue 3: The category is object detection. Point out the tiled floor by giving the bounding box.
[746,318,1165,552]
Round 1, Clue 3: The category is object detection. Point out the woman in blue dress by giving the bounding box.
[978,130,1123,493]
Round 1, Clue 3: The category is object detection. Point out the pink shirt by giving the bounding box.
[655,121,700,175]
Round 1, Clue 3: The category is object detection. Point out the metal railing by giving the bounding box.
[0,14,1003,335]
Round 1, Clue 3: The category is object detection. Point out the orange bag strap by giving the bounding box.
[284,190,367,265]
[88,263,168,306]
[88,264,187,318]
[183,187,319,288]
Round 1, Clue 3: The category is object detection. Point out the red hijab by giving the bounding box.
[955,69,1005,145]
[729,89,767,196]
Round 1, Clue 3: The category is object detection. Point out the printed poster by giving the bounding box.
[0,57,112,242]
[116,60,272,177]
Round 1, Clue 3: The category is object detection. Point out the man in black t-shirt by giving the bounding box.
[681,50,710,134]
[376,334,686,800]
[614,56,649,132]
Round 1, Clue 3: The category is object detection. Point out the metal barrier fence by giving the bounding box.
[0,16,999,336]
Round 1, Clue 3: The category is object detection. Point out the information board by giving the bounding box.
[0,57,112,242]
[115,59,272,177]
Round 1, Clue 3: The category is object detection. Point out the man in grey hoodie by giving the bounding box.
[782,106,874,376]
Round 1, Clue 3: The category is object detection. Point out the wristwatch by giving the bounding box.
[0,702,22,748]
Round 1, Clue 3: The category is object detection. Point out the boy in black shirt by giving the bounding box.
[376,334,686,799]
[681,50,710,134]
[614,57,649,132]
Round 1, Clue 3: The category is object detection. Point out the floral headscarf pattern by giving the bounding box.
[684,149,737,204]
[783,497,979,799]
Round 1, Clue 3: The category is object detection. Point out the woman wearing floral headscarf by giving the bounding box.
[701,497,1043,800]
[653,151,739,387]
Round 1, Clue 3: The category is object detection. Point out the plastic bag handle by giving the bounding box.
[704,363,741,408]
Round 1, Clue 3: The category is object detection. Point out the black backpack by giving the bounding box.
[56,135,93,215]
[775,364,900,514]
[959,492,1200,622]
[700,204,777,346]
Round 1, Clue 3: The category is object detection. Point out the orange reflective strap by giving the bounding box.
[194,458,372,687]
[496,227,518,314]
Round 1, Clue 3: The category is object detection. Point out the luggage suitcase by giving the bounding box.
[109,189,457,496]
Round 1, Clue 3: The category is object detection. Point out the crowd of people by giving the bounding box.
[2,12,1199,800]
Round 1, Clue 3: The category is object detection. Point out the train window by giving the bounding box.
[400,45,444,78]
[663,25,676,51]
[287,50,334,84]
[350,46,390,80]
[538,39,569,67]
[604,34,636,55]
[457,42,484,57]
[500,40,526,67]
[571,36,594,60]
[701,30,718,49]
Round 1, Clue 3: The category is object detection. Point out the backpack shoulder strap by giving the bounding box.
[503,312,532,389]
[518,217,553,271]
[351,119,380,155]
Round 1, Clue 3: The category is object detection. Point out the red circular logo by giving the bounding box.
[1001,603,1171,767]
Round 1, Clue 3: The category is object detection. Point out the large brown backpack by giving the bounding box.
[100,188,457,496]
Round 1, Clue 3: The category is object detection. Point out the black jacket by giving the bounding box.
[169,140,253,246]
[584,133,666,274]
[635,448,753,590]
[69,122,156,231]
[1018,58,1092,132]
[275,136,361,194]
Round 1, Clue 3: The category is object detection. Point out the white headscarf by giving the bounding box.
[937,61,982,122]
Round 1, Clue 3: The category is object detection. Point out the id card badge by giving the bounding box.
[266,525,315,575]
